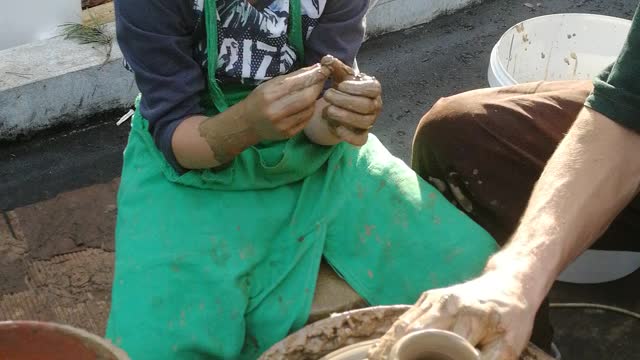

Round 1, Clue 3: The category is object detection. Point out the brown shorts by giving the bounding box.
[413,80,639,249]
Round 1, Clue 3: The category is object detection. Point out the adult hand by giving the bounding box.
[367,272,538,360]
[321,55,383,146]
[243,63,330,141]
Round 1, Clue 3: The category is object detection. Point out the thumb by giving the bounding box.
[321,55,356,84]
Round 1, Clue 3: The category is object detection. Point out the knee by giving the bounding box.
[413,92,480,158]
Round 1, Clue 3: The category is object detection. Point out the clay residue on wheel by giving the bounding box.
[259,306,555,360]
[259,306,408,360]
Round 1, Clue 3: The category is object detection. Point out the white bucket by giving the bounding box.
[0,0,82,51]
[488,13,632,87]
[488,13,640,284]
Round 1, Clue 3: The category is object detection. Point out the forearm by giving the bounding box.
[172,101,259,169]
[486,107,640,305]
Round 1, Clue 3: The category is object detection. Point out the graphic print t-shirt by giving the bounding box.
[193,0,326,84]
[115,0,369,170]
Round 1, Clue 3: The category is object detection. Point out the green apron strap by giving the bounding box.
[204,0,305,113]
[288,0,304,61]
[204,0,230,113]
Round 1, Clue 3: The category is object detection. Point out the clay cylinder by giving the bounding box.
[389,329,480,360]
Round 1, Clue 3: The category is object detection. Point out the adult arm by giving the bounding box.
[489,1,640,328]
[369,108,640,360]
[370,6,640,359]
[486,107,640,356]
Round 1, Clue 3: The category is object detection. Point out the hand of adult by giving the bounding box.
[243,63,330,141]
[321,55,383,146]
[367,272,538,360]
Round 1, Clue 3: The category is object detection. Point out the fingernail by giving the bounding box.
[321,55,336,66]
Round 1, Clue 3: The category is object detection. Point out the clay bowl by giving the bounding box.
[0,321,129,360]
[260,305,554,360]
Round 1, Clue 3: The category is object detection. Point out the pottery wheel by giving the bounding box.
[259,305,553,360]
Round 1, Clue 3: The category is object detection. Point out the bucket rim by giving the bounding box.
[0,320,130,360]
[503,12,633,34]
[490,12,633,88]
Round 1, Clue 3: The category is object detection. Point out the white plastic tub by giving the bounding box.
[488,13,632,87]
[556,251,640,284]
[0,0,82,51]
[488,13,640,284]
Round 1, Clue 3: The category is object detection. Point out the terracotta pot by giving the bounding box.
[0,321,129,360]
[260,305,554,360]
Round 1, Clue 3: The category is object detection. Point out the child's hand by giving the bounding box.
[321,55,383,146]
[242,64,330,141]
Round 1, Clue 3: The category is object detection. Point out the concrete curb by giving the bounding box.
[0,0,482,140]
[365,0,481,38]
[0,23,137,140]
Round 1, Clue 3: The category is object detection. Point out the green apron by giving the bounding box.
[105,1,498,359]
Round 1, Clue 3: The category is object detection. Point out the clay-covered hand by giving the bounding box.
[321,55,383,146]
[242,63,330,141]
[367,272,538,360]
